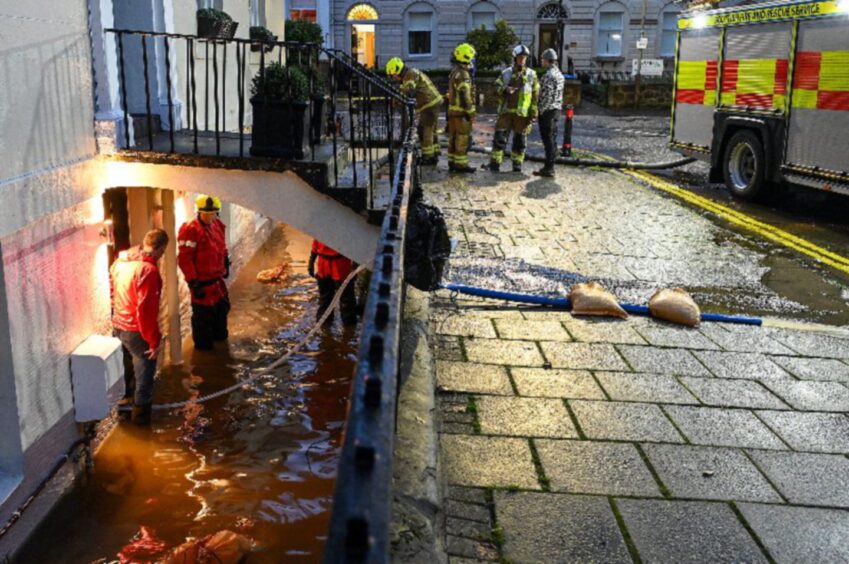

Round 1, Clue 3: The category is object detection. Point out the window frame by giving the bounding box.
[595,3,627,59]
[467,1,499,32]
[405,4,436,60]
[659,7,680,58]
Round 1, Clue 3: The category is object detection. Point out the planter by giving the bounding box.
[197,15,238,39]
[250,34,277,52]
[250,97,306,159]
[309,95,325,144]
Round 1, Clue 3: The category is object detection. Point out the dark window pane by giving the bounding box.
[409,31,431,55]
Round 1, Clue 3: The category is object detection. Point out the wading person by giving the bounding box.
[487,45,539,173]
[111,229,169,425]
[308,240,358,327]
[178,195,231,351]
[447,43,477,174]
[534,48,565,178]
[385,57,444,165]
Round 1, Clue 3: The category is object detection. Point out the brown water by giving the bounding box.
[17,225,357,563]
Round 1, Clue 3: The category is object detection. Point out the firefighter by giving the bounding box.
[385,57,444,165]
[486,45,539,173]
[111,229,169,425]
[534,48,565,178]
[448,43,477,174]
[178,195,231,351]
[308,240,358,327]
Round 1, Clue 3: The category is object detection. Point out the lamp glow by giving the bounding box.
[692,13,709,29]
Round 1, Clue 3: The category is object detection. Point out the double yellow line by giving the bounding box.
[623,169,849,276]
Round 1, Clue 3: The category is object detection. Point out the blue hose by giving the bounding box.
[442,283,762,326]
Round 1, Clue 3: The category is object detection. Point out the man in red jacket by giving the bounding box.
[308,239,357,326]
[111,229,169,424]
[178,195,231,351]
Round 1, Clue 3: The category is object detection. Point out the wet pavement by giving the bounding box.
[421,149,849,563]
[17,226,356,563]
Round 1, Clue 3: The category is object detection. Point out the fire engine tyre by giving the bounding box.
[723,130,766,201]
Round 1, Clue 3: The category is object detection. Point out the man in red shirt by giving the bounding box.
[178,195,231,351]
[308,240,357,326]
[110,229,169,424]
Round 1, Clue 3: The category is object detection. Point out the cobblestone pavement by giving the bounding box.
[422,157,849,563]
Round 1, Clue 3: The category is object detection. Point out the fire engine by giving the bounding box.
[670,0,849,200]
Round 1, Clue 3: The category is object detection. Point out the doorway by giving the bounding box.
[538,23,560,62]
[351,24,376,68]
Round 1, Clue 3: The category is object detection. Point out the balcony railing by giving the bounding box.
[104,29,415,212]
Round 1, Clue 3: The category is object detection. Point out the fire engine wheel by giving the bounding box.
[723,130,766,201]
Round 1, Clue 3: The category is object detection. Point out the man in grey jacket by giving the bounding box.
[534,48,565,178]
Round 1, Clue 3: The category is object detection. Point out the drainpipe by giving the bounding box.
[161,191,182,365]
[634,0,648,109]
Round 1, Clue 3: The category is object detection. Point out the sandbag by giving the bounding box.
[404,200,451,291]
[649,288,701,327]
[569,282,628,319]
[256,262,289,284]
[163,530,253,564]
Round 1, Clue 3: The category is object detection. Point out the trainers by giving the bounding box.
[533,166,555,177]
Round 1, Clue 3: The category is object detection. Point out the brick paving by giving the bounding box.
[424,161,849,563]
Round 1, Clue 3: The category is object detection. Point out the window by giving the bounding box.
[597,11,623,57]
[471,11,496,30]
[348,4,379,20]
[408,11,433,56]
[660,11,679,57]
[290,0,317,22]
[250,0,266,27]
[197,0,222,9]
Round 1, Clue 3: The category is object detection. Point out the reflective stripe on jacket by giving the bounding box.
[400,67,444,113]
[448,64,476,117]
[110,247,163,350]
[311,240,353,282]
[178,216,229,305]
[496,65,540,117]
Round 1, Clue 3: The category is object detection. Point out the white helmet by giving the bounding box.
[512,44,530,58]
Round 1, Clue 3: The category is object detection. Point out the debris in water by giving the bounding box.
[117,526,167,563]
[163,530,253,564]
[257,263,290,284]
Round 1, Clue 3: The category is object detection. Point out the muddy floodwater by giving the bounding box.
[18,225,357,563]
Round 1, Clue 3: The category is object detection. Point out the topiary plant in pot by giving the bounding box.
[250,63,309,159]
[249,25,277,52]
[197,8,238,39]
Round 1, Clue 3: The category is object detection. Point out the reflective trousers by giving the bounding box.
[447,115,472,166]
[418,105,442,159]
[191,297,230,351]
[490,113,532,165]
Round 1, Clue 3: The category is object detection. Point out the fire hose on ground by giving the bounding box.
[463,144,697,170]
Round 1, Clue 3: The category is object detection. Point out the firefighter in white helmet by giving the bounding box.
[486,44,540,173]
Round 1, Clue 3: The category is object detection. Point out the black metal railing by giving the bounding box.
[104,29,413,210]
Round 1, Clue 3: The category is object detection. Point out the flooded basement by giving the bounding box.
[18,225,357,563]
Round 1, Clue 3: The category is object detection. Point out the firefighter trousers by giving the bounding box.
[418,105,442,160]
[491,113,532,165]
[317,276,358,326]
[448,115,472,167]
[191,297,230,351]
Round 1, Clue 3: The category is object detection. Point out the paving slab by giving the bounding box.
[746,450,849,508]
[769,356,849,383]
[617,345,711,376]
[737,503,849,563]
[536,439,661,496]
[692,351,791,380]
[595,372,698,404]
[446,499,492,523]
[699,324,794,354]
[434,316,498,338]
[510,368,605,399]
[761,380,849,412]
[446,517,492,541]
[767,329,849,359]
[436,361,514,395]
[570,400,684,443]
[494,492,631,563]
[756,410,849,454]
[539,342,631,371]
[440,434,540,489]
[679,377,788,409]
[493,319,571,341]
[664,405,787,450]
[464,338,544,367]
[643,444,783,502]
[476,396,578,438]
[616,499,768,563]
[445,535,499,561]
[636,326,721,350]
[562,318,648,345]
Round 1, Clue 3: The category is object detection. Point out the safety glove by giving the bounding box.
[224,255,231,279]
[308,252,317,278]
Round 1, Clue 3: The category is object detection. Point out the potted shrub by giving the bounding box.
[197,8,238,39]
[250,63,309,159]
[249,25,277,52]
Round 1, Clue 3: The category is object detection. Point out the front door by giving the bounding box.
[538,23,560,62]
[351,24,376,68]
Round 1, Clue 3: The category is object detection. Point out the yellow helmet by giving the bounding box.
[385,57,404,76]
[454,43,476,64]
[195,194,222,212]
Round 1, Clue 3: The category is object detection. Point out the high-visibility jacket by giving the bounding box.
[110,247,163,350]
[311,240,353,282]
[178,216,229,306]
[400,67,444,113]
[448,64,476,117]
[496,64,540,117]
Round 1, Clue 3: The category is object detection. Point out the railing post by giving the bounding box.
[164,36,175,153]
[117,32,130,149]
[141,34,154,150]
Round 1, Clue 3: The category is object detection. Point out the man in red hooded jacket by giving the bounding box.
[308,240,358,326]
[111,229,169,424]
[178,195,231,351]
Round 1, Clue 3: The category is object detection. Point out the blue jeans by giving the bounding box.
[114,329,157,406]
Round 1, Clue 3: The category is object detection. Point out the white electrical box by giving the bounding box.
[70,335,125,422]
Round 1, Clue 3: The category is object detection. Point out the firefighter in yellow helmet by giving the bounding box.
[386,57,444,165]
[177,195,231,351]
[486,44,540,173]
[448,43,477,174]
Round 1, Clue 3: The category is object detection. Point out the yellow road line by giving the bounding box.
[623,169,849,276]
